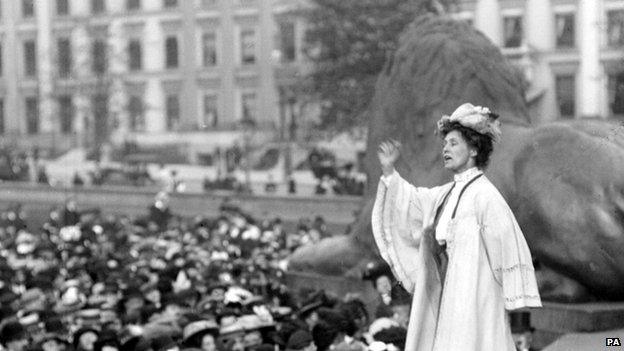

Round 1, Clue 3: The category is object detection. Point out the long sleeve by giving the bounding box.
[371,171,443,292]
[476,187,542,310]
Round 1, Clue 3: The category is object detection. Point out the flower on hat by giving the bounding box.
[436,103,502,142]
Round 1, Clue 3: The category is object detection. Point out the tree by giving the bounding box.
[301,0,453,130]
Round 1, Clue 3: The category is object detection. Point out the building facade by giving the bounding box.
[449,0,624,123]
[0,0,310,153]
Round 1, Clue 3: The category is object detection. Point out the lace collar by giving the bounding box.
[453,167,483,183]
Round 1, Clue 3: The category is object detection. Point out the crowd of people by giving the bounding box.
[0,193,411,351]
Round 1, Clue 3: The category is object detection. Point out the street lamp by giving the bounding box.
[240,117,256,193]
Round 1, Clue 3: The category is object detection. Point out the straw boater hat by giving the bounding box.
[436,103,502,142]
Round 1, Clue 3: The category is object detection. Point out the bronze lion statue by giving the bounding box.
[289,15,624,302]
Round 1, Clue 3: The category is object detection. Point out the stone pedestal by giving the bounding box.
[531,302,624,349]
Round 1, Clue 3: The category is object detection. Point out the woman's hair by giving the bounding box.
[440,121,494,169]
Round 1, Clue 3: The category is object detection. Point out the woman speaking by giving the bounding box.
[372,103,541,350]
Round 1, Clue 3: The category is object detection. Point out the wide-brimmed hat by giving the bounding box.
[220,314,276,335]
[182,320,220,343]
[0,321,26,343]
[436,103,501,142]
[286,330,314,351]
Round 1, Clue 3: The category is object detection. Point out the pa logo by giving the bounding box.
[606,337,622,346]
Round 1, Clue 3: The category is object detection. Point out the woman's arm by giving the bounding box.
[371,140,444,291]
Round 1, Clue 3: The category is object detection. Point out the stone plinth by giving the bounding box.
[532,302,624,333]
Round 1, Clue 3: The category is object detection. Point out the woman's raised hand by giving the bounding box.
[378,139,401,176]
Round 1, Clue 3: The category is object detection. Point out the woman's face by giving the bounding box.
[442,130,477,173]
[201,334,217,351]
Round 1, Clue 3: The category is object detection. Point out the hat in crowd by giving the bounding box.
[0,306,16,324]
[368,341,399,351]
[93,329,121,351]
[250,344,275,351]
[41,317,69,342]
[19,288,45,310]
[0,321,26,343]
[75,308,102,326]
[151,335,177,351]
[18,310,40,328]
[0,287,18,306]
[368,318,399,338]
[316,308,347,332]
[370,326,407,350]
[183,320,220,343]
[220,314,276,335]
[55,286,87,314]
[73,327,100,348]
[286,330,314,351]
[510,311,535,333]
[28,276,56,292]
[121,336,152,351]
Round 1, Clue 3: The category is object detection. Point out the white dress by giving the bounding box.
[371,167,541,351]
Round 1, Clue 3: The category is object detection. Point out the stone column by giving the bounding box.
[181,0,199,130]
[259,0,278,130]
[525,0,557,122]
[3,0,22,134]
[144,18,165,132]
[71,25,91,147]
[221,1,236,128]
[578,0,602,118]
[70,0,89,16]
[108,19,128,143]
[36,0,55,133]
[525,0,554,50]
[474,0,503,46]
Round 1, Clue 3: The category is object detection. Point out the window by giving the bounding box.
[128,40,142,71]
[58,38,72,78]
[126,0,140,10]
[92,40,107,74]
[555,13,575,48]
[22,0,34,18]
[163,0,178,8]
[503,16,523,48]
[92,94,108,143]
[240,29,256,64]
[609,72,624,116]
[202,32,217,67]
[278,21,296,63]
[555,75,575,118]
[24,40,37,77]
[25,97,39,134]
[58,96,73,133]
[165,36,179,69]
[201,94,218,129]
[56,0,69,15]
[608,10,624,47]
[91,0,105,14]
[241,92,257,122]
[127,95,145,131]
[0,99,4,135]
[166,95,180,130]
